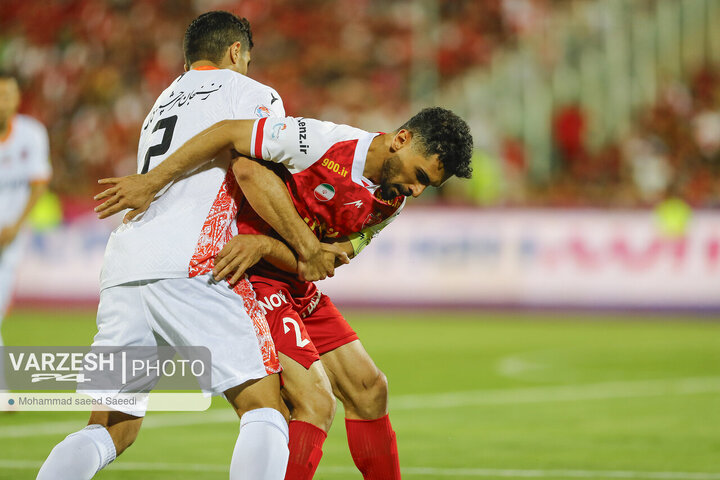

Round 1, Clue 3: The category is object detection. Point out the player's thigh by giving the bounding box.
[320,340,388,418]
[93,282,156,348]
[84,282,158,418]
[143,274,281,396]
[278,353,335,431]
[300,295,386,412]
[254,286,335,426]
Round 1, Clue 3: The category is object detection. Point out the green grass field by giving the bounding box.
[1,309,719,480]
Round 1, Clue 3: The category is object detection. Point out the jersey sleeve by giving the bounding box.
[347,200,405,256]
[266,88,285,117]
[250,117,338,173]
[27,121,51,182]
[231,77,285,120]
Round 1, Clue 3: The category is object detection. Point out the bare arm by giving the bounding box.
[210,234,296,284]
[94,119,256,220]
[213,233,351,284]
[260,238,352,272]
[231,156,348,281]
[0,181,48,249]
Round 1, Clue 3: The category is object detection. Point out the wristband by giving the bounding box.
[348,231,372,256]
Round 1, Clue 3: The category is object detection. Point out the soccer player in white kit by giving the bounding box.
[0,72,51,392]
[37,12,340,480]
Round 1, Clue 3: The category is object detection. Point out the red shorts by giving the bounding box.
[251,281,358,369]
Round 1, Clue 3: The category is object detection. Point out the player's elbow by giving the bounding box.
[225,119,255,157]
[231,157,255,184]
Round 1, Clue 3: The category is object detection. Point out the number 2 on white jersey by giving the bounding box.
[282,317,311,348]
[141,115,178,174]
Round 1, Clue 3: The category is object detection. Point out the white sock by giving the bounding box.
[37,424,117,480]
[230,407,289,480]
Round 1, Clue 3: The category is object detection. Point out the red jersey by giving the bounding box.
[238,117,405,296]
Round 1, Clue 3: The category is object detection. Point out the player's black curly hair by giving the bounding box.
[399,107,474,179]
[183,11,254,67]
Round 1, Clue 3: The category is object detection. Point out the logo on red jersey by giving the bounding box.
[314,183,335,202]
[257,291,288,315]
[321,158,349,177]
[362,212,383,228]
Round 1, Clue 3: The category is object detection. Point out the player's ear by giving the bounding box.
[390,129,412,152]
[229,42,243,65]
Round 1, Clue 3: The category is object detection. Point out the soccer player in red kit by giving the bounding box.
[97,108,473,479]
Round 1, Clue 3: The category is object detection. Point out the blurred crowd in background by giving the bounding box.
[1,0,719,210]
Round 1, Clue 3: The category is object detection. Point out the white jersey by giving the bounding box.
[0,114,51,230]
[100,68,284,289]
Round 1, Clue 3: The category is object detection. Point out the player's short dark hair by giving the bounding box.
[183,11,254,67]
[400,107,474,179]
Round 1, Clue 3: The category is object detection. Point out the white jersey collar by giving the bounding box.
[351,132,380,189]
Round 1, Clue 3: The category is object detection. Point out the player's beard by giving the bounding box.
[377,155,409,200]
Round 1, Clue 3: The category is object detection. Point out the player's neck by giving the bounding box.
[363,134,391,183]
[188,60,222,71]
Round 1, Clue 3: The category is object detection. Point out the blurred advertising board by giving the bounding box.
[14,209,720,311]
[14,216,112,306]
[318,208,720,311]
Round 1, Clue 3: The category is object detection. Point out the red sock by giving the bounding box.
[285,420,327,480]
[345,414,401,480]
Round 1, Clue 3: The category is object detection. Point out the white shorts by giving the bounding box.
[89,273,280,416]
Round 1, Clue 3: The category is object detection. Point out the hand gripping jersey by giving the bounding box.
[237,116,405,296]
[0,114,51,232]
[100,68,284,289]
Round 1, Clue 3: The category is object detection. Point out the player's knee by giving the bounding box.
[109,422,141,455]
[88,419,141,456]
[368,370,389,410]
[348,369,388,419]
[228,374,285,419]
[295,383,337,432]
[87,411,142,456]
[285,374,336,432]
[235,396,285,419]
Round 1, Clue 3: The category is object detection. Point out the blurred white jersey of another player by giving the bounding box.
[0,114,51,315]
[0,114,51,232]
[100,68,284,289]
